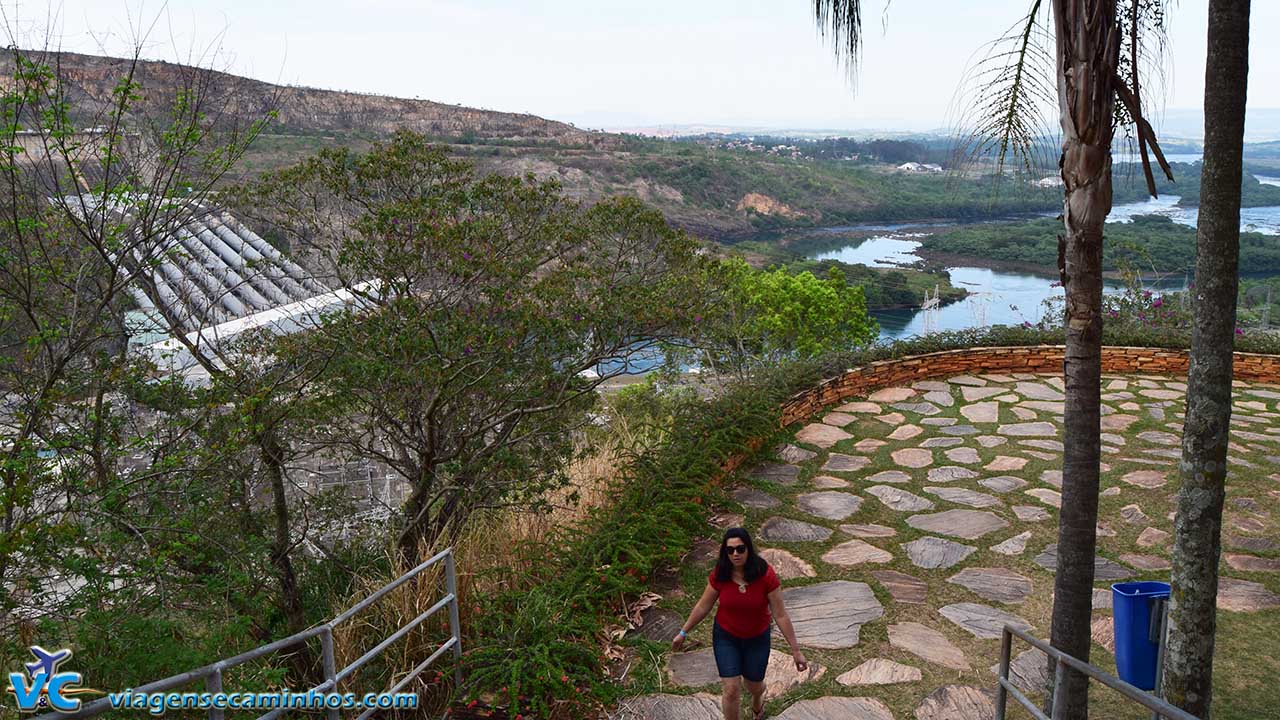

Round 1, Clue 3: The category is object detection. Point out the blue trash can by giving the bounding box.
[1111,581,1171,690]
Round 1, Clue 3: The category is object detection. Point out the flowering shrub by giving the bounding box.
[1030,265,1192,333]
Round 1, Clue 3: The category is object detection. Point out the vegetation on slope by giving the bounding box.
[921,214,1280,274]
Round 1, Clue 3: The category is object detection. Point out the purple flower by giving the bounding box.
[574,313,582,322]
[1152,297,1164,308]
[1235,328,1245,335]
[463,252,471,260]
[694,314,702,323]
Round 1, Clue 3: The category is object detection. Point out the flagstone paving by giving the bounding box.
[775,697,894,720]
[891,448,933,468]
[947,567,1034,604]
[939,602,1034,639]
[923,486,1001,509]
[782,581,885,648]
[979,475,1027,493]
[866,485,935,512]
[902,537,977,569]
[1120,469,1167,488]
[836,658,922,686]
[866,469,912,484]
[821,453,871,473]
[759,517,834,542]
[906,509,1008,539]
[797,491,864,521]
[750,462,802,485]
[926,466,978,482]
[732,487,781,509]
[634,372,1280,719]
[823,539,894,566]
[843,523,898,538]
[914,685,996,720]
[991,531,1033,556]
[870,570,929,604]
[888,622,970,670]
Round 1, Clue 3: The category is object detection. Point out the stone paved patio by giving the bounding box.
[623,372,1280,719]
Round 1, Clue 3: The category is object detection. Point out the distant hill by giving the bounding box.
[0,49,608,146]
[0,49,1067,243]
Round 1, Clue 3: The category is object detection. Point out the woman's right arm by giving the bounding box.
[671,582,719,650]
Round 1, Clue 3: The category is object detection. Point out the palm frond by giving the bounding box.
[1113,0,1176,196]
[950,0,1058,180]
[813,0,865,77]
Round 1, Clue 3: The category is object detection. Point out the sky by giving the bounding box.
[6,1,1280,138]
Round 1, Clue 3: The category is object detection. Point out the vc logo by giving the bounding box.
[8,646,83,713]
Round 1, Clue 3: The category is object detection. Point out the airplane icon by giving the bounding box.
[24,646,72,679]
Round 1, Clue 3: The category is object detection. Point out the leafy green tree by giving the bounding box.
[238,132,721,564]
[709,259,877,365]
[0,44,295,684]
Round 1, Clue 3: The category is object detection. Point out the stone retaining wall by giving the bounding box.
[778,345,1280,426]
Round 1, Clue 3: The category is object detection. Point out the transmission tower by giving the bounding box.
[921,284,941,335]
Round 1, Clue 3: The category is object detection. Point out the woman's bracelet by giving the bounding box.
[677,629,688,638]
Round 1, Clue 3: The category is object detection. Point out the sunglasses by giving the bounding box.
[725,544,748,555]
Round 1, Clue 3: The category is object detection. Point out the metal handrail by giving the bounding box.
[36,547,463,720]
[994,624,1199,720]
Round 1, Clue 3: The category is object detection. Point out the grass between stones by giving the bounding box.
[625,373,1280,720]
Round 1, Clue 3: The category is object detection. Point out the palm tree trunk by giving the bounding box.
[1163,1,1251,715]
[1048,1,1118,717]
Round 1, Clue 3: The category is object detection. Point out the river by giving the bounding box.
[811,188,1280,339]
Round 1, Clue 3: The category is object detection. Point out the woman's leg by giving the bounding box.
[720,678,743,720]
[740,627,772,719]
[711,622,745,720]
[743,679,765,718]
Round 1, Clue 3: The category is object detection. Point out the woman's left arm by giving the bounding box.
[767,588,808,671]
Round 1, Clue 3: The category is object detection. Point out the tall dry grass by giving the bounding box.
[325,413,651,713]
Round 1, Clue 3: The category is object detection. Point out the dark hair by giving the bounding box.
[714,527,768,584]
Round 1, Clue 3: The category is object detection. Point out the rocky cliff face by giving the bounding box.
[0,49,608,145]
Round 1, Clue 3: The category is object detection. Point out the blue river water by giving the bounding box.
[607,182,1280,371]
[811,191,1280,339]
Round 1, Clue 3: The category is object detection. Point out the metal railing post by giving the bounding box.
[994,625,1199,720]
[320,626,339,720]
[1150,598,1170,720]
[31,547,463,720]
[995,627,1012,720]
[1050,655,1068,720]
[206,668,225,720]
[446,550,463,688]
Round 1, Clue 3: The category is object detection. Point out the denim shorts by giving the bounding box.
[711,620,772,682]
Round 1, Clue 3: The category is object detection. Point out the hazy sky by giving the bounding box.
[9,1,1280,136]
